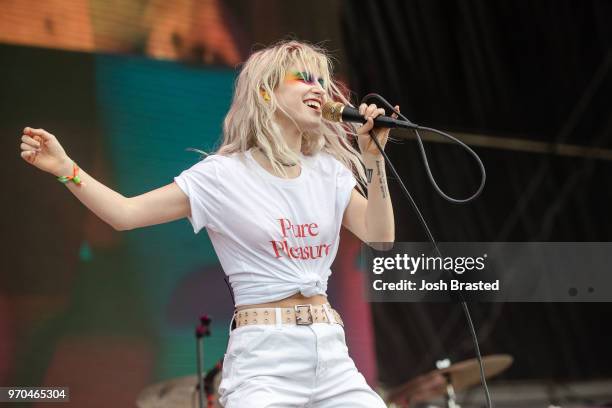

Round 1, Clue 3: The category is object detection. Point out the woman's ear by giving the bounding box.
[260,88,271,102]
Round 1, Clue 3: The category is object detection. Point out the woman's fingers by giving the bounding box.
[359,117,374,133]
[364,104,376,118]
[359,104,399,119]
[391,105,400,119]
[20,149,37,163]
[357,105,386,133]
[360,104,386,119]
[21,142,39,151]
[357,104,399,141]
[372,107,385,118]
[21,134,41,148]
[356,103,400,154]
[358,103,367,116]
[24,127,54,142]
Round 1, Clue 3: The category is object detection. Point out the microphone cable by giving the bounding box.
[359,93,492,408]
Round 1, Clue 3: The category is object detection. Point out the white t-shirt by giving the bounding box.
[174,148,357,307]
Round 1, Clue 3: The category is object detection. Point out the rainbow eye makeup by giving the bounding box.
[287,71,325,88]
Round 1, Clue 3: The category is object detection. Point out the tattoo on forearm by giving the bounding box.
[375,160,388,199]
[366,168,373,184]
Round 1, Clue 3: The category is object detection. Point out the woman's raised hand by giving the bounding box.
[356,103,400,157]
[20,127,73,176]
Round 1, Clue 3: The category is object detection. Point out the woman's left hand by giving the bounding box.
[356,103,400,157]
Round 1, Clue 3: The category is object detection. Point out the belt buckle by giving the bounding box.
[294,304,314,325]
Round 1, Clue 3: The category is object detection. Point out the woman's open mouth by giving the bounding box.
[303,99,322,112]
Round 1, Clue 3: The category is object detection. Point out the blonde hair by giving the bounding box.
[216,39,366,189]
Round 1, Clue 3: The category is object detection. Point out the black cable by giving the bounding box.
[360,93,493,408]
[413,126,486,203]
[362,93,486,203]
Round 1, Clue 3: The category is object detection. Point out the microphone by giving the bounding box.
[322,101,418,129]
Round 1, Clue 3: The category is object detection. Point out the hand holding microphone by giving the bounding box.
[323,94,485,203]
[322,101,418,129]
[359,103,399,157]
[322,101,404,157]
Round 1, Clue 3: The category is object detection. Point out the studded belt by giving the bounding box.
[233,303,344,329]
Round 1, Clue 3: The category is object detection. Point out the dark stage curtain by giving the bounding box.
[341,0,612,385]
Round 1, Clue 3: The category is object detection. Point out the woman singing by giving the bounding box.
[19,40,396,407]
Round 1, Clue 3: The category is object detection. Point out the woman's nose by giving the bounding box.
[311,85,325,97]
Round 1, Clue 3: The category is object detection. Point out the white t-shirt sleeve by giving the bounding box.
[174,156,223,234]
[336,160,357,213]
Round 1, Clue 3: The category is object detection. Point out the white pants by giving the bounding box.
[218,319,386,407]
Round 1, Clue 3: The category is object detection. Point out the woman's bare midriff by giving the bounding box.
[235,293,329,311]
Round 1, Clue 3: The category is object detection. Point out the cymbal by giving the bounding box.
[387,354,513,404]
[136,375,199,408]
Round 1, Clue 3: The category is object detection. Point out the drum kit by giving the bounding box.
[136,372,222,408]
[135,315,513,408]
[382,354,513,408]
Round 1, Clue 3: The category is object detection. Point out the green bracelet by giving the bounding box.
[56,162,84,186]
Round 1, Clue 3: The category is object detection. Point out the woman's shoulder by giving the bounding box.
[190,151,247,171]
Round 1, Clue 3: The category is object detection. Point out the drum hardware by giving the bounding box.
[386,354,513,408]
[137,314,223,408]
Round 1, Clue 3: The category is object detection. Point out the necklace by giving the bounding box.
[280,161,298,167]
[253,148,299,167]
